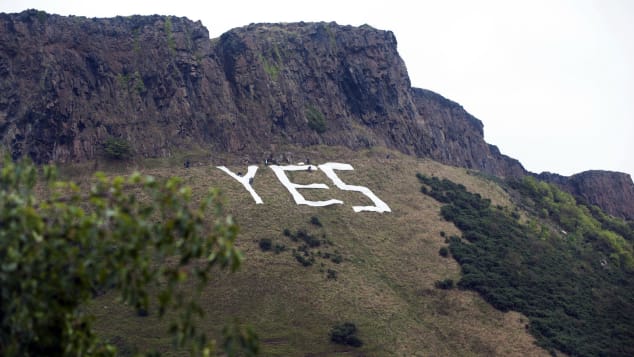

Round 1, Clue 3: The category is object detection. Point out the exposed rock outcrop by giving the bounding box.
[0,10,631,218]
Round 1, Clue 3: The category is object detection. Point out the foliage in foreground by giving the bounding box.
[0,156,257,356]
[417,173,634,357]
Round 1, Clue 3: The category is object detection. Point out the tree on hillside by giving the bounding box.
[0,156,258,356]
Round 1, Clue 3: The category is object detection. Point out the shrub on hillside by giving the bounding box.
[293,252,314,267]
[434,279,454,289]
[259,238,272,251]
[330,253,343,264]
[288,229,321,247]
[326,269,338,280]
[103,136,132,160]
[438,247,449,257]
[330,322,363,347]
[274,243,286,254]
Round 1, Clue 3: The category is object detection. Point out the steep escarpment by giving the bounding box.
[0,11,522,178]
[212,21,416,154]
[0,10,631,217]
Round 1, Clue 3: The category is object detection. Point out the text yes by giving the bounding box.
[217,162,391,213]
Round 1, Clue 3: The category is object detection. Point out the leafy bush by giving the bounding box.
[438,247,449,257]
[288,229,321,247]
[103,137,132,160]
[310,216,322,227]
[326,269,338,280]
[274,243,286,254]
[259,238,272,251]
[0,156,253,356]
[434,278,454,289]
[330,322,363,347]
[294,252,314,267]
[330,253,343,264]
[284,227,341,269]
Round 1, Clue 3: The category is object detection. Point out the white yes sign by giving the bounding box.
[217,162,391,213]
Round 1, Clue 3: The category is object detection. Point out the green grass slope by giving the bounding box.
[80,146,549,356]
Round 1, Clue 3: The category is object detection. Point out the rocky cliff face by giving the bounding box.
[0,11,522,176]
[411,88,525,177]
[0,11,221,162]
[0,10,632,218]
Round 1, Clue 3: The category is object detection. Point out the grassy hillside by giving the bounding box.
[74,146,548,356]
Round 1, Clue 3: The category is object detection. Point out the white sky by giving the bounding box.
[2,0,633,178]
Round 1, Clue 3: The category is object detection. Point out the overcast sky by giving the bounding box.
[3,0,633,178]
